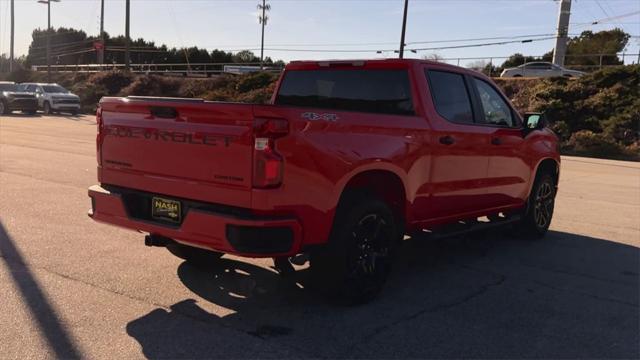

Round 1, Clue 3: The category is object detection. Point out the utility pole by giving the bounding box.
[98,0,104,64]
[399,0,409,59]
[125,0,131,70]
[37,0,59,82]
[9,0,14,72]
[257,0,270,69]
[552,0,572,66]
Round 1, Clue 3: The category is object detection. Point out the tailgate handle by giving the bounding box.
[150,106,179,119]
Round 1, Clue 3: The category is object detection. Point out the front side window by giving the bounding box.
[426,70,474,124]
[473,78,515,127]
[275,69,414,115]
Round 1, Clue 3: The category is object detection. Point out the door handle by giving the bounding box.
[439,135,455,145]
[491,137,502,145]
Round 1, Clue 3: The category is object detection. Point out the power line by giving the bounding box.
[29,39,94,51]
[594,0,612,18]
[410,36,558,52]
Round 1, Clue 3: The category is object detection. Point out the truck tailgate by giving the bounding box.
[98,97,254,207]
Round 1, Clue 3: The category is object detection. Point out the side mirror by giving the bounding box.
[523,112,546,135]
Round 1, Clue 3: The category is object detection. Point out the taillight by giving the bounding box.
[96,107,103,166]
[253,118,288,188]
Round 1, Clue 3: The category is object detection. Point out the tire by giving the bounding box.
[0,100,7,114]
[43,101,52,115]
[166,242,224,270]
[310,194,399,304]
[520,173,556,238]
[70,110,79,116]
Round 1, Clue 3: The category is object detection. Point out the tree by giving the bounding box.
[423,53,444,62]
[26,27,91,66]
[560,29,630,68]
[211,49,233,63]
[232,50,259,64]
[501,53,541,69]
[23,27,284,67]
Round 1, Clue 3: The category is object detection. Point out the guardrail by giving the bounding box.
[29,63,284,77]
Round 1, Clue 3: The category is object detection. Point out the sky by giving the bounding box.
[0,0,639,67]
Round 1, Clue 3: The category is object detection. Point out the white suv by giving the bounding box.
[500,62,585,78]
[19,83,81,115]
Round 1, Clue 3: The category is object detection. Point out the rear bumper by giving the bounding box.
[88,184,302,257]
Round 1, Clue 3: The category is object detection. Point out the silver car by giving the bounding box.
[19,83,81,115]
[500,62,585,78]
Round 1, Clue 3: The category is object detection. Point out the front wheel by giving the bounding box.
[0,101,7,114]
[521,174,556,238]
[311,195,399,304]
[43,102,52,115]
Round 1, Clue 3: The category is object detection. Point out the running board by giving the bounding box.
[414,214,522,240]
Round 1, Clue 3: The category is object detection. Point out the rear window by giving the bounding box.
[426,70,474,124]
[275,69,414,115]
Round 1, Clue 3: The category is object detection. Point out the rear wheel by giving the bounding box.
[166,242,224,270]
[521,173,556,238]
[0,101,7,114]
[311,194,399,304]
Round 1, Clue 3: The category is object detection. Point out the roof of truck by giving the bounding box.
[285,58,486,77]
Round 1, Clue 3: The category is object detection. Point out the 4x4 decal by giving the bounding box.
[301,112,339,122]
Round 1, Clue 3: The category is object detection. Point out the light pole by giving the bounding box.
[98,0,104,64]
[37,0,60,82]
[10,0,14,72]
[257,0,270,69]
[125,0,131,70]
[399,0,409,59]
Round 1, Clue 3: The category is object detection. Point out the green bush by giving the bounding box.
[564,130,638,160]
[119,75,181,97]
[86,71,134,95]
[235,72,278,93]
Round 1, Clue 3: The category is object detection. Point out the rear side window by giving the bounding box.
[426,70,474,124]
[275,69,414,115]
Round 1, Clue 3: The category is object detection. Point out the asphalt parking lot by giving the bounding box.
[1,113,639,359]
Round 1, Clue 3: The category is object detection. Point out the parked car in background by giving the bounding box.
[0,81,38,115]
[19,83,81,115]
[500,62,586,78]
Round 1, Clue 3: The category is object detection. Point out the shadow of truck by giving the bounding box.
[126,230,639,359]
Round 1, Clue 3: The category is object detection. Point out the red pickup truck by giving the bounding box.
[89,59,560,303]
